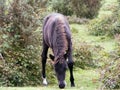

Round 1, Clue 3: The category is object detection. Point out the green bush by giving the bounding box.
[88,15,115,36]
[50,0,101,18]
[88,2,120,37]
[100,48,120,89]
[72,40,102,69]
[67,16,89,24]
[50,0,73,16]
[100,2,120,88]
[71,0,102,18]
[0,0,55,86]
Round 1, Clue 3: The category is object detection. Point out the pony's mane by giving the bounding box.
[55,17,68,63]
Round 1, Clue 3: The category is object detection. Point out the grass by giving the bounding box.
[98,0,118,18]
[0,68,100,90]
[71,24,116,52]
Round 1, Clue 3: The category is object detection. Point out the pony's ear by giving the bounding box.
[49,54,55,61]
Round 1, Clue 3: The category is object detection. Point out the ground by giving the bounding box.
[0,68,100,90]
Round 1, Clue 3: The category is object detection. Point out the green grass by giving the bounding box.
[71,68,100,90]
[71,24,116,52]
[0,68,100,90]
[101,0,118,10]
[98,0,118,18]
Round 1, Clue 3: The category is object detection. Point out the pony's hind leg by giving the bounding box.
[41,42,49,85]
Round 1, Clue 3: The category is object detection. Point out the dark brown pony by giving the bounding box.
[41,13,75,89]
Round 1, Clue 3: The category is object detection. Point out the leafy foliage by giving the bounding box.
[71,0,102,18]
[50,0,73,16]
[88,16,115,36]
[50,0,101,18]
[88,1,120,37]
[99,1,120,88]
[67,16,89,24]
[0,0,53,86]
[100,45,120,89]
[72,40,102,69]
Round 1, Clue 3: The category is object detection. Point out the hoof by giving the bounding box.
[71,84,75,87]
[42,78,48,85]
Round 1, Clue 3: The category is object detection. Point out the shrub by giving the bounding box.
[0,0,55,86]
[50,0,73,16]
[71,0,102,18]
[100,2,120,88]
[100,47,120,89]
[72,40,102,69]
[88,15,115,36]
[67,16,89,24]
[88,1,120,37]
[50,0,101,18]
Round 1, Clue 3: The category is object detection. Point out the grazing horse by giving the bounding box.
[41,13,75,89]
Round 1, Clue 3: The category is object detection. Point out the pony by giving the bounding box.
[41,13,75,89]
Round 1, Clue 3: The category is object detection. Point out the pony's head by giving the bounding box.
[49,54,67,89]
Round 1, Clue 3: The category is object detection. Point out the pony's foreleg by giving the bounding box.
[67,45,75,87]
[68,61,75,87]
[41,42,48,85]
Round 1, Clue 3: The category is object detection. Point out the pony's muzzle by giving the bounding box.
[59,81,65,89]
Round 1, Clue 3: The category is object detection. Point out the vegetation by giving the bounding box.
[49,0,73,16]
[88,9,120,37]
[88,0,120,89]
[50,0,101,18]
[0,0,55,86]
[72,37,102,69]
[0,0,120,89]
[71,0,102,18]
[100,12,120,89]
[0,68,100,90]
